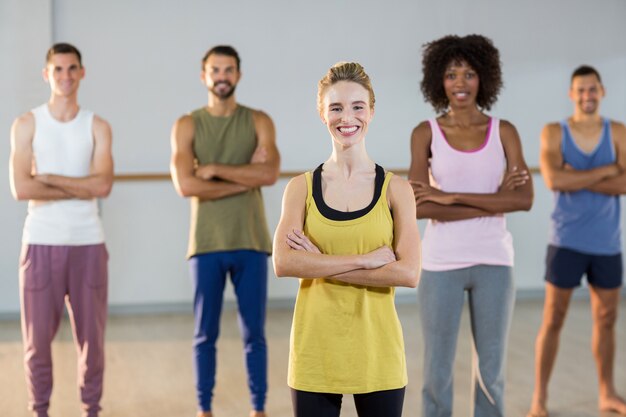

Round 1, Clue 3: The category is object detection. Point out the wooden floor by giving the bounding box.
[0,297,624,417]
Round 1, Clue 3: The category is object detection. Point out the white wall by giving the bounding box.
[0,0,53,314]
[1,0,625,314]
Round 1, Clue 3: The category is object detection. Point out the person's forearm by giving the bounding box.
[177,176,249,200]
[203,163,279,188]
[39,174,112,199]
[416,201,494,221]
[451,190,533,214]
[586,172,626,195]
[330,259,420,288]
[274,249,365,279]
[545,164,618,192]
[12,177,74,201]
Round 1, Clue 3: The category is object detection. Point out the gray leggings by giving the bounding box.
[418,265,514,417]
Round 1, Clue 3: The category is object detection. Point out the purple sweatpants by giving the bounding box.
[19,244,108,417]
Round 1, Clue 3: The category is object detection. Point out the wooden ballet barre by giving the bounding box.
[113,171,306,181]
[113,167,540,182]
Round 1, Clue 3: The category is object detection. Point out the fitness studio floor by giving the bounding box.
[1,297,625,417]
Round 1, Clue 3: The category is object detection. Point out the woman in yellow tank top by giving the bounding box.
[273,62,421,417]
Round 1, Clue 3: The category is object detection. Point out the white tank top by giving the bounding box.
[22,104,105,245]
[422,117,514,271]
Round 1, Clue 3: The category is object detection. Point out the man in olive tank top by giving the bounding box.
[170,45,280,417]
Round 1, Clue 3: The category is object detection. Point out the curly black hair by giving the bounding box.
[420,34,503,113]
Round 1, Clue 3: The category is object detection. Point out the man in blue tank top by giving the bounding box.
[527,66,626,417]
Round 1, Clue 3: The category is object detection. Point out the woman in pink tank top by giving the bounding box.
[408,35,534,417]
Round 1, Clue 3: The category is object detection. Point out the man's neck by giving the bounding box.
[571,111,602,125]
[48,94,80,122]
[568,112,604,144]
[206,94,238,117]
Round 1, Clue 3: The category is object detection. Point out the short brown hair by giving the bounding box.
[46,43,82,67]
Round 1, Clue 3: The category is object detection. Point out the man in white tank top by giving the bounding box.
[9,43,113,417]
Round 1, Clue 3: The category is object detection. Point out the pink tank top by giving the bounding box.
[422,117,514,271]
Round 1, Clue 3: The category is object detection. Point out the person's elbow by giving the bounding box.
[545,180,564,192]
[397,263,421,288]
[177,185,193,198]
[273,246,304,278]
[544,176,574,193]
[173,177,196,198]
[521,199,533,212]
[258,166,280,186]
[11,179,32,201]
[517,192,534,212]
[94,177,113,198]
[272,253,290,278]
[406,267,421,288]
[11,186,29,201]
[274,266,289,278]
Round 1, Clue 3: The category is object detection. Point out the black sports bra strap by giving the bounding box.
[312,163,385,221]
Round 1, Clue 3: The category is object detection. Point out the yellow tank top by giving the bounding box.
[288,165,407,393]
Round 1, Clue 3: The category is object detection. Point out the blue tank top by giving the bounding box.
[549,119,621,255]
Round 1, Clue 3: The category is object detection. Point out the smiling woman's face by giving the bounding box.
[320,81,374,149]
[443,60,480,110]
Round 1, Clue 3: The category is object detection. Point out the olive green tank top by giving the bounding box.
[187,105,272,258]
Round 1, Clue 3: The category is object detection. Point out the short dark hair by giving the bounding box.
[571,65,602,84]
[420,34,503,113]
[201,45,241,71]
[46,43,82,67]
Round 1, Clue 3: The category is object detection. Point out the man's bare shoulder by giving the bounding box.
[92,114,112,135]
[171,114,195,152]
[13,111,35,129]
[11,112,35,142]
[609,120,626,141]
[251,108,273,125]
[176,113,194,124]
[541,122,562,141]
[250,108,275,142]
[174,114,195,131]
